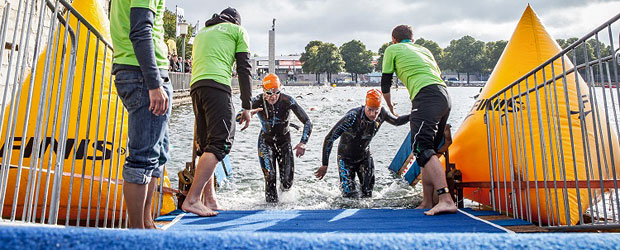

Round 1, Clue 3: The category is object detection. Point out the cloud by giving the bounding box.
[167,0,620,56]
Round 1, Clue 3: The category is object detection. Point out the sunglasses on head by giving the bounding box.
[264,90,281,96]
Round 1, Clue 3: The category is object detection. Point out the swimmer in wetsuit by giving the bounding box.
[314,89,409,198]
[251,73,312,202]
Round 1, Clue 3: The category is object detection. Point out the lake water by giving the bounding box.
[167,86,480,210]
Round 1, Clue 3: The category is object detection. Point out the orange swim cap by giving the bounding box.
[366,89,382,108]
[262,73,281,90]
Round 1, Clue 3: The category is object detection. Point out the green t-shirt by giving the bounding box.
[110,0,168,69]
[190,23,250,87]
[382,42,445,100]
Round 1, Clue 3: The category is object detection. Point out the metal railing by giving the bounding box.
[169,72,190,92]
[481,12,620,229]
[0,0,168,228]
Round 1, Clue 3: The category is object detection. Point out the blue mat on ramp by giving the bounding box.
[489,219,533,226]
[2,225,620,249]
[460,208,501,216]
[166,209,508,233]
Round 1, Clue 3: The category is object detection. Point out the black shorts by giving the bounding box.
[191,80,235,161]
[410,84,451,167]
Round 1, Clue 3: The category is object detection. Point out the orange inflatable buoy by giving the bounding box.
[447,5,620,225]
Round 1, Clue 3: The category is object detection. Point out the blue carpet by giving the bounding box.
[154,209,184,222]
[1,225,619,249]
[166,209,507,233]
[460,208,501,216]
[490,219,533,226]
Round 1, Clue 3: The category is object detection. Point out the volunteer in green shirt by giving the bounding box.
[111,0,171,228]
[381,24,456,216]
[181,7,258,217]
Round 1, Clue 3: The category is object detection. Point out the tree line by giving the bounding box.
[301,35,616,84]
[300,36,510,84]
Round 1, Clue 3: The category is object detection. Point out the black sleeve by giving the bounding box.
[129,8,161,90]
[381,73,393,94]
[236,52,253,109]
[322,111,356,166]
[289,97,312,144]
[382,107,409,126]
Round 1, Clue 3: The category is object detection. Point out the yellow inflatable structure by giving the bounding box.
[449,5,620,225]
[0,0,174,222]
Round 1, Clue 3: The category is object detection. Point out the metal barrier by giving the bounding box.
[0,0,167,228]
[479,13,620,229]
[169,72,190,92]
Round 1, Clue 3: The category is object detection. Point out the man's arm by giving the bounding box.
[381,73,393,94]
[321,111,356,166]
[236,52,252,110]
[289,98,312,144]
[315,111,356,179]
[129,8,168,115]
[382,107,409,126]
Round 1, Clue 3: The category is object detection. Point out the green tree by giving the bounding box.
[340,40,374,82]
[443,35,485,83]
[317,43,345,83]
[414,38,443,67]
[482,40,507,74]
[375,42,392,72]
[163,8,176,40]
[559,37,594,67]
[300,40,323,83]
[163,8,195,60]
[556,37,615,82]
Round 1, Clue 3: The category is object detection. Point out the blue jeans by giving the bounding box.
[114,70,172,185]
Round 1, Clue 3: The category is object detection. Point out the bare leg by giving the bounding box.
[181,152,219,217]
[123,182,147,228]
[416,168,434,209]
[143,179,158,229]
[201,175,220,210]
[423,155,457,215]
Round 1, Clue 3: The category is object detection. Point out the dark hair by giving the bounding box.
[392,25,413,42]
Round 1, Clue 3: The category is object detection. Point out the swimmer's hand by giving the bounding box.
[315,165,328,180]
[293,143,306,157]
[239,108,263,131]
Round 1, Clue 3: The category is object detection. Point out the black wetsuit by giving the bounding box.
[322,106,409,198]
[252,93,312,202]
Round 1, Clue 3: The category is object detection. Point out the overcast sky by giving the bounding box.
[165,0,620,56]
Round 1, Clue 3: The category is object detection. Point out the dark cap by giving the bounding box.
[220,7,241,25]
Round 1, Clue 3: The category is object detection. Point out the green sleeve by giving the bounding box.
[235,27,250,53]
[130,0,157,12]
[382,46,395,74]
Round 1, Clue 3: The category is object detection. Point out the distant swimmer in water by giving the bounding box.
[315,89,409,198]
[251,73,313,202]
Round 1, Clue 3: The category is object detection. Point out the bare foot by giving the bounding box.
[202,197,221,211]
[424,200,457,215]
[144,218,158,229]
[416,202,432,209]
[182,200,219,217]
